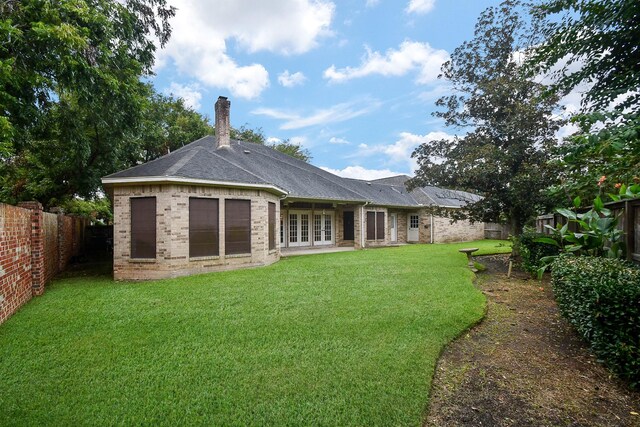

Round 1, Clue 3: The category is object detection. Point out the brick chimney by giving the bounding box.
[215,96,231,148]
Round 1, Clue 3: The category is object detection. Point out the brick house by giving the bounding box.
[102,97,485,280]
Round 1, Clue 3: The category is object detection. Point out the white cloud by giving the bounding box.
[278,70,307,87]
[156,0,335,99]
[320,166,403,180]
[324,40,448,84]
[289,136,309,147]
[266,137,282,144]
[355,131,454,173]
[366,0,380,7]
[329,137,350,144]
[252,100,381,129]
[406,0,435,15]
[165,82,202,109]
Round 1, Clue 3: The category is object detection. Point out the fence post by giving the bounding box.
[17,201,45,296]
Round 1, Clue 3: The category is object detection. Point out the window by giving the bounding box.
[366,211,376,240]
[189,198,219,257]
[268,202,276,250]
[130,197,156,259]
[376,212,385,240]
[410,214,419,229]
[366,211,385,240]
[225,199,251,255]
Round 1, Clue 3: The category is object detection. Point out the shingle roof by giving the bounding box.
[103,137,480,208]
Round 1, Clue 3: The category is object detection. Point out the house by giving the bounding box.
[102,97,485,280]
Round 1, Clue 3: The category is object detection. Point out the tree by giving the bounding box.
[230,124,312,162]
[527,0,640,201]
[137,88,214,162]
[0,0,175,206]
[408,0,563,235]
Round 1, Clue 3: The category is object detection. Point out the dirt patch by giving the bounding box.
[425,254,640,427]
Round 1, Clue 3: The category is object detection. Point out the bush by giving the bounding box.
[513,227,560,276]
[551,255,640,388]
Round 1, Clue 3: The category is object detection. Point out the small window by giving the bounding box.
[225,199,251,255]
[366,211,385,240]
[376,212,385,240]
[131,197,156,258]
[366,211,376,240]
[189,198,219,257]
[410,214,419,229]
[268,202,276,250]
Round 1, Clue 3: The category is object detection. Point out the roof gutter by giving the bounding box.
[101,176,289,196]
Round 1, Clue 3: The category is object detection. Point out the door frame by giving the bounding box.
[407,213,419,242]
[390,213,398,242]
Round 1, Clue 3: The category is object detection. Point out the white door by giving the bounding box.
[390,213,397,242]
[408,214,419,242]
[313,212,334,246]
[288,211,311,247]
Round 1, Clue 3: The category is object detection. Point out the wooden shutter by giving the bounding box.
[376,212,385,240]
[189,198,219,257]
[366,211,376,240]
[268,202,276,250]
[131,197,156,258]
[225,199,251,255]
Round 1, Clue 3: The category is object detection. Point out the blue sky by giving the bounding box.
[151,0,503,179]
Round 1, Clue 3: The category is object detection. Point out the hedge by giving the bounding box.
[513,227,560,276]
[551,255,640,389]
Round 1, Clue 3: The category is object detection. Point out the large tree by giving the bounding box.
[527,0,640,200]
[0,0,175,206]
[409,0,563,234]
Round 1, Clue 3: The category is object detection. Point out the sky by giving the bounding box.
[150,0,520,180]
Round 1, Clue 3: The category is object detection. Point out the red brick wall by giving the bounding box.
[0,203,33,324]
[0,202,87,325]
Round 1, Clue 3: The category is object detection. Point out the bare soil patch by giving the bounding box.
[425,254,640,427]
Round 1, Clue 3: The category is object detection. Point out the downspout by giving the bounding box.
[361,201,370,249]
[279,193,288,249]
[430,214,434,244]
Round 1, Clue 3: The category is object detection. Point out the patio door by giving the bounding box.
[288,211,310,247]
[313,212,334,246]
[390,213,397,242]
[408,214,419,242]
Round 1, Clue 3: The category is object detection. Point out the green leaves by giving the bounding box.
[409,0,562,234]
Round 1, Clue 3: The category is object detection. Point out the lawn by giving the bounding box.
[0,240,510,426]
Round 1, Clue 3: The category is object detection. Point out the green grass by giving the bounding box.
[0,240,509,426]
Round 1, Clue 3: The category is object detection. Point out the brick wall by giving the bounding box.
[112,184,280,280]
[0,203,32,324]
[0,202,87,324]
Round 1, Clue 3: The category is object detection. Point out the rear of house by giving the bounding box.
[102,97,485,280]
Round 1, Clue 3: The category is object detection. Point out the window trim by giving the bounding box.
[189,197,220,259]
[130,197,157,259]
[225,199,252,255]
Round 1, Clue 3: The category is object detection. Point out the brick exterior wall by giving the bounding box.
[429,211,485,243]
[112,184,281,280]
[0,203,33,324]
[0,202,87,325]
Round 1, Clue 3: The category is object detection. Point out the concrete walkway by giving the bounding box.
[281,246,356,257]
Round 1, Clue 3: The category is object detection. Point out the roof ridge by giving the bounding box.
[205,146,273,186]
[165,147,201,176]
[242,142,367,200]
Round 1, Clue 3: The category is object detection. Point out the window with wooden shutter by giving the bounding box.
[130,197,156,259]
[366,211,376,240]
[268,202,276,250]
[376,212,385,240]
[189,198,219,257]
[225,199,251,255]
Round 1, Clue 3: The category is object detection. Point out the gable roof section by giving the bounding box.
[103,137,480,208]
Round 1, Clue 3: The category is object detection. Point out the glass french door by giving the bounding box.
[313,212,334,246]
[288,211,310,247]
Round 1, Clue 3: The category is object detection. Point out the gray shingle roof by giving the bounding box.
[103,137,480,208]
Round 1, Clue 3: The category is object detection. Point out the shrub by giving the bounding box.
[551,255,640,389]
[513,227,560,276]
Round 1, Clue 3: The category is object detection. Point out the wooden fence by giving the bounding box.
[536,199,640,264]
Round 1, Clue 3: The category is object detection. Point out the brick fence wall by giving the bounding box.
[0,202,87,324]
